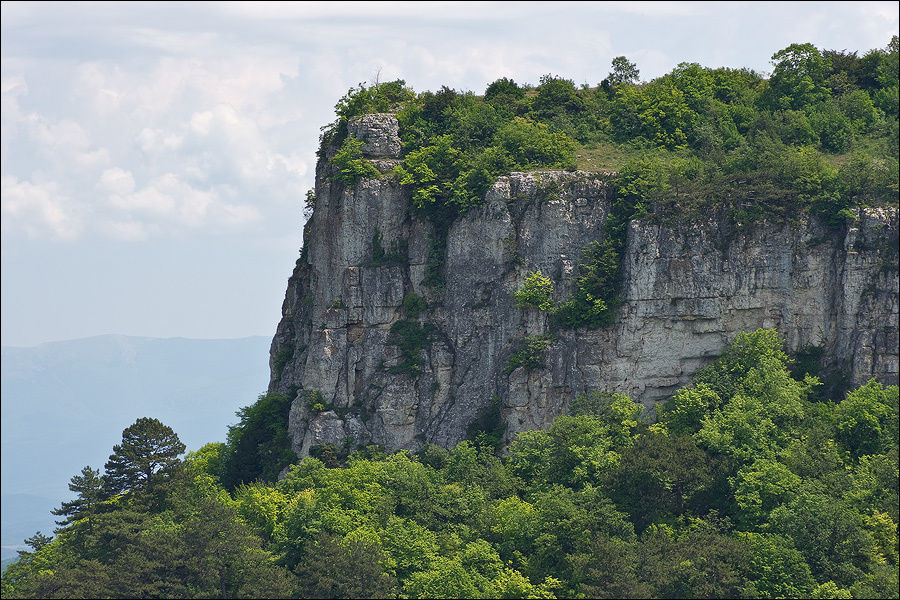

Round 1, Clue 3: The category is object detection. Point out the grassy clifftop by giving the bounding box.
[325,38,898,229]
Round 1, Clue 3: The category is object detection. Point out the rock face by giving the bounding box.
[269,113,900,457]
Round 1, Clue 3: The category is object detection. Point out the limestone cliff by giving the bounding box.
[268,113,899,457]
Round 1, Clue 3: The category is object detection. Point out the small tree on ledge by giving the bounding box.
[513,270,554,311]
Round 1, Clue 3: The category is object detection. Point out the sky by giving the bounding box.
[2,1,898,348]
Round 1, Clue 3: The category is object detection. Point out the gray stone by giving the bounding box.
[269,114,900,458]
[347,113,401,158]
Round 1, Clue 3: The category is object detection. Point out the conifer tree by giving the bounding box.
[51,465,105,533]
[104,417,185,494]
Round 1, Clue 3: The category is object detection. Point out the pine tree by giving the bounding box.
[51,465,105,533]
[104,417,186,494]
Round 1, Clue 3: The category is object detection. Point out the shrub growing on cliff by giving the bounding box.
[388,320,434,374]
[555,239,622,329]
[335,79,415,123]
[505,334,555,374]
[513,270,554,311]
[331,135,380,187]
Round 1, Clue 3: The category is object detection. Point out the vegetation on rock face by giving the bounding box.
[513,270,554,311]
[331,135,382,187]
[505,334,555,374]
[221,392,295,490]
[6,330,896,598]
[388,319,434,374]
[321,37,898,323]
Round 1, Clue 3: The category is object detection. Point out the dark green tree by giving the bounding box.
[222,392,295,489]
[294,533,399,599]
[104,417,186,494]
[51,465,105,533]
[608,56,640,86]
[20,531,52,556]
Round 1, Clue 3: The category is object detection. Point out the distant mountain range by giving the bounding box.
[1,334,271,561]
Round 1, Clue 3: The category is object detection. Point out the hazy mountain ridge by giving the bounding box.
[1,334,271,559]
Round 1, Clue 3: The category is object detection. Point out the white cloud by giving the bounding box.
[604,1,704,17]
[1,176,82,240]
[136,128,184,154]
[104,173,262,231]
[2,0,896,248]
[97,167,136,196]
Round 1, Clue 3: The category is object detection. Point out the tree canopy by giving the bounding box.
[104,417,186,494]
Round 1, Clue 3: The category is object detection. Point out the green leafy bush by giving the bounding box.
[388,320,434,374]
[402,291,427,319]
[494,117,577,169]
[331,135,380,187]
[513,271,554,311]
[303,389,329,413]
[505,334,554,374]
[555,239,621,329]
[222,392,295,489]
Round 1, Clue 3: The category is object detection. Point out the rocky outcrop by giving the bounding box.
[269,113,900,457]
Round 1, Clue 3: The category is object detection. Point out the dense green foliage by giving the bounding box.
[222,392,295,490]
[512,270,554,311]
[6,330,896,598]
[323,38,897,223]
[388,320,434,374]
[104,417,186,495]
[331,135,381,187]
[322,38,898,317]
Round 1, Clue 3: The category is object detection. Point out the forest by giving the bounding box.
[2,330,898,598]
[2,38,899,599]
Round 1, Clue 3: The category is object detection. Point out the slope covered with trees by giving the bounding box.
[3,330,898,598]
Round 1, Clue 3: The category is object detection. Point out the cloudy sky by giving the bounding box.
[2,1,897,347]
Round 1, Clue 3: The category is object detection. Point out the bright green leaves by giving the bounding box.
[8,324,899,600]
[767,43,831,110]
[835,379,899,458]
[692,329,792,401]
[740,532,816,599]
[331,135,381,188]
[658,384,722,436]
[393,118,575,216]
[507,415,621,489]
[733,458,802,527]
[612,82,697,149]
[513,270,554,311]
[334,79,415,124]
[494,117,576,170]
[393,135,462,209]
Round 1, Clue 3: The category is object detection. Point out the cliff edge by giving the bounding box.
[268,114,899,457]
